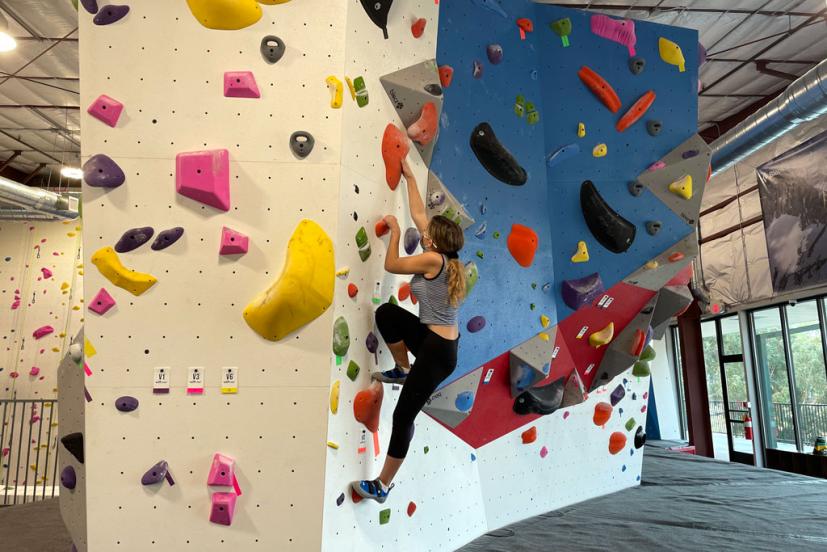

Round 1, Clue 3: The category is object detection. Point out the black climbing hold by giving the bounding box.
[359,0,393,39]
[150,227,184,251]
[93,4,129,25]
[646,120,662,136]
[61,432,84,464]
[336,493,345,506]
[645,221,662,236]
[634,426,646,448]
[83,154,125,188]
[581,180,636,254]
[628,181,644,197]
[513,377,565,415]
[115,227,155,253]
[628,56,645,75]
[290,131,315,159]
[80,0,99,14]
[424,83,443,96]
[115,395,139,412]
[641,305,654,315]
[261,36,286,64]
[61,466,77,490]
[469,122,527,186]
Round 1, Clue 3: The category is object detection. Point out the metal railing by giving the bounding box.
[709,399,827,447]
[0,398,60,505]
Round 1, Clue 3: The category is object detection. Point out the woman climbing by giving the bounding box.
[352,156,466,503]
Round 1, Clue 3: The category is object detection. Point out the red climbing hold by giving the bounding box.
[375,219,390,237]
[669,252,685,263]
[516,18,534,40]
[351,488,364,504]
[382,124,410,191]
[609,431,627,455]
[407,102,438,146]
[578,66,621,113]
[348,283,358,298]
[411,18,426,38]
[521,426,537,444]
[398,282,411,302]
[593,402,613,426]
[507,224,539,268]
[438,65,454,88]
[354,381,384,433]
[616,90,655,132]
[407,501,417,517]
[630,329,646,356]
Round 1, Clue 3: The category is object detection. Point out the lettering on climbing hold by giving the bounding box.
[634,426,646,448]
[91,247,157,296]
[439,65,454,88]
[467,315,486,333]
[628,181,645,197]
[89,288,116,315]
[355,226,371,261]
[347,360,360,382]
[521,426,537,444]
[326,76,343,109]
[407,102,438,146]
[176,149,231,211]
[33,325,54,340]
[83,154,125,188]
[151,227,184,251]
[472,60,483,79]
[550,18,572,47]
[243,220,334,341]
[115,227,154,253]
[61,432,84,464]
[668,174,693,200]
[592,143,608,158]
[513,377,565,415]
[404,227,420,255]
[581,180,636,254]
[219,227,249,256]
[659,37,686,72]
[589,322,614,348]
[141,460,174,486]
[609,432,627,454]
[411,17,426,38]
[115,396,139,412]
[93,4,129,25]
[645,221,662,236]
[224,71,261,99]
[87,94,123,127]
[561,272,605,311]
[487,44,503,65]
[185,0,262,30]
[61,466,77,490]
[647,120,663,136]
[382,124,410,191]
[465,262,479,295]
[359,0,393,39]
[616,90,655,132]
[593,402,613,426]
[590,15,636,56]
[289,131,315,159]
[353,381,383,433]
[507,224,538,267]
[578,66,621,113]
[546,143,580,168]
[332,316,350,357]
[571,240,589,263]
[629,56,645,75]
[470,122,527,186]
[261,36,286,64]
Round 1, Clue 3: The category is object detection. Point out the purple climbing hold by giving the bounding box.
[404,227,420,255]
[115,227,154,253]
[698,42,707,67]
[83,154,125,188]
[61,466,77,490]
[93,4,130,25]
[561,272,605,311]
[80,0,99,14]
[467,316,486,333]
[473,60,483,79]
[336,492,345,506]
[366,332,379,353]
[141,460,174,486]
[610,384,625,406]
[682,149,699,159]
[151,227,184,251]
[115,395,139,412]
[486,44,503,65]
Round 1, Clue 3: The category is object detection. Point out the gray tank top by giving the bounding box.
[410,254,458,326]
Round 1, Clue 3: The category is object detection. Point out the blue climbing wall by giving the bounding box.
[433,1,698,383]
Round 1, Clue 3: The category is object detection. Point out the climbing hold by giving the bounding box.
[219,227,249,256]
[347,283,358,298]
[151,227,184,251]
[176,149,231,211]
[91,247,157,296]
[682,149,699,159]
[470,122,527,186]
[243,220,334,341]
[332,316,350,357]
[592,143,608,158]
[631,329,646,356]
[185,0,262,30]
[352,77,369,107]
[514,95,526,118]
[629,56,645,75]
[346,360,360,382]
[609,432,627,454]
[41,267,52,279]
[260,36,286,64]
[472,60,483,79]
[634,426,646,448]
[438,65,454,88]
[336,493,345,506]
[404,227,420,255]
[668,174,693,200]
[593,402,613,426]
[33,325,54,339]
[550,18,572,47]
[516,18,534,39]
[561,272,604,311]
[625,418,637,432]
[455,391,475,413]
[628,181,644,197]
[411,17,426,38]
[375,219,389,238]
[87,94,123,127]
[581,180,636,254]
[93,4,129,25]
[398,282,411,302]
[407,502,417,517]
[465,262,479,295]
[115,396,139,412]
[407,102,438,145]
[546,143,580,168]
[521,426,537,444]
[507,224,538,268]
[382,124,410,191]
[668,252,685,262]
[578,66,621,113]
[223,71,260,99]
[289,131,315,160]
[590,14,636,56]
[330,381,340,414]
[571,240,589,263]
[210,492,237,526]
[467,315,486,333]
[526,102,540,126]
[540,315,550,328]
[659,37,686,72]
[379,508,391,525]
[335,267,351,278]
[646,120,663,136]
[645,260,659,270]
[640,345,656,362]
[61,466,77,490]
[353,381,383,433]
[645,221,662,236]
[513,377,565,415]
[648,160,666,172]
[632,360,650,377]
[88,288,116,315]
[115,226,154,253]
[359,0,392,38]
[29,366,40,377]
[540,446,549,458]
[326,76,343,108]
[474,222,487,239]
[207,453,236,487]
[589,322,614,348]
[578,122,586,138]
[366,332,378,355]
[616,90,655,132]
[610,384,625,406]
[61,432,84,464]
[141,460,174,486]
[355,227,371,262]
[82,154,125,188]
[80,0,98,14]
[487,44,503,65]
[424,83,442,96]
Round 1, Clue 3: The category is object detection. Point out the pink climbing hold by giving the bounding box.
[647,160,666,172]
[176,149,231,211]
[29,366,40,377]
[87,94,124,127]
[207,453,236,487]
[9,371,19,379]
[41,268,52,279]
[209,492,237,526]
[223,71,261,99]
[33,325,54,340]
[590,14,637,57]
[540,446,548,458]
[219,226,249,256]
[88,288,116,315]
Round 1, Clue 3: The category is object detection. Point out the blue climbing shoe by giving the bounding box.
[352,478,394,503]
[371,365,408,384]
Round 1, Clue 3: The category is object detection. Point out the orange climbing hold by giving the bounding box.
[593,402,613,426]
[609,431,627,454]
[353,381,384,433]
[578,66,621,113]
[439,65,454,88]
[407,102,438,145]
[407,501,417,517]
[411,18,426,38]
[382,124,410,191]
[507,224,539,268]
[398,282,411,302]
[616,90,655,132]
[521,426,537,444]
[375,219,389,237]
[669,252,685,263]
[351,488,364,503]
[347,283,358,298]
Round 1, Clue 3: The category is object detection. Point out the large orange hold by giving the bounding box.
[382,124,410,191]
[507,224,539,268]
[609,431,627,455]
[354,381,384,433]
[593,402,613,426]
[398,281,411,302]
[407,102,438,145]
[521,426,537,444]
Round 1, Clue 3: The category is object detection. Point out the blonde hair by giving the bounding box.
[428,216,466,307]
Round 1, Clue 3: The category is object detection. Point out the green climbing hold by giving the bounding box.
[526,102,539,125]
[356,227,371,262]
[550,18,572,47]
[379,508,391,525]
[530,303,536,310]
[353,76,369,108]
[632,361,651,377]
[347,360,360,381]
[625,417,636,431]
[493,231,501,239]
[514,95,526,117]
[531,282,537,289]
[465,262,479,295]
[388,295,398,306]
[332,316,350,357]
[476,250,484,259]
[423,446,430,454]
[640,344,656,362]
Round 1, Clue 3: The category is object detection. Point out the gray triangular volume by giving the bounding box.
[426,172,475,230]
[509,328,557,398]
[560,368,587,408]
[649,284,693,330]
[422,366,483,429]
[380,59,444,166]
[636,134,711,226]
[623,233,697,291]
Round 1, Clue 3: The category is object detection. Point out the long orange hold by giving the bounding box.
[578,66,621,113]
[616,90,656,132]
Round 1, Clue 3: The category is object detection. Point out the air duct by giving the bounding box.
[0,175,79,219]
[711,57,827,176]
[0,209,58,221]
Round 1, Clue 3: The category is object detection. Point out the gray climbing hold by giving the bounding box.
[290,131,315,159]
[115,227,155,253]
[83,154,125,188]
[261,35,286,64]
[473,60,483,79]
[646,120,662,136]
[115,395,139,412]
[628,181,644,197]
[61,466,77,490]
[151,227,184,251]
[141,460,174,486]
[645,221,662,236]
[424,84,443,96]
[628,56,645,75]
[61,432,84,464]
[80,0,99,14]
[487,44,503,65]
[93,4,129,25]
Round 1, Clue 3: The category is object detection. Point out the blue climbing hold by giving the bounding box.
[546,143,580,168]
[455,391,475,412]
[471,453,477,461]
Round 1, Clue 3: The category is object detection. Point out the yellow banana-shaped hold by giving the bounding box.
[91,247,157,296]
[258,0,291,4]
[185,0,262,30]
[330,380,340,414]
[326,76,343,109]
[589,322,615,348]
[345,77,357,101]
[571,241,589,263]
[243,219,335,341]
[668,174,693,200]
[658,37,686,72]
[577,122,586,138]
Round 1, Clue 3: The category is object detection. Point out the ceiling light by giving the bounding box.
[0,32,15,52]
[61,167,83,180]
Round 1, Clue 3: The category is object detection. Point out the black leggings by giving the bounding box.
[375,303,458,459]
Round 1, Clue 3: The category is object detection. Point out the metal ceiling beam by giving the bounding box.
[20,163,46,184]
[0,150,21,171]
[755,60,800,80]
[0,129,62,163]
[28,107,80,148]
[0,2,44,40]
[554,4,827,18]
[0,72,79,95]
[0,105,79,109]
[707,20,824,57]
[0,75,79,81]
[707,58,818,65]
[12,37,79,42]
[0,27,78,89]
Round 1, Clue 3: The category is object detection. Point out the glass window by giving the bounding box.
[720,315,743,356]
[702,320,728,459]
[671,326,689,441]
